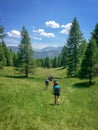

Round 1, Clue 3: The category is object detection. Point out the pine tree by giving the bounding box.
[0,23,6,43]
[79,39,97,84]
[91,23,98,74]
[66,17,83,77]
[52,56,58,68]
[0,46,6,68]
[57,54,62,67]
[16,26,34,77]
[60,45,68,68]
[44,57,51,68]
[78,40,87,69]
[2,41,13,66]
[0,23,6,68]
[91,23,98,47]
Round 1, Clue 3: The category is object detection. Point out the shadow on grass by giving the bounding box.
[55,67,65,70]
[5,75,34,79]
[73,81,95,88]
[49,103,60,106]
[0,83,5,86]
[49,103,55,106]
[54,77,63,79]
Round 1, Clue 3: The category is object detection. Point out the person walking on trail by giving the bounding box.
[45,78,49,90]
[48,75,53,85]
[53,80,61,105]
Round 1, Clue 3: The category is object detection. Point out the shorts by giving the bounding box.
[45,80,49,86]
[54,88,60,96]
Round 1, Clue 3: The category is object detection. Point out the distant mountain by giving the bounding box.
[8,46,63,59]
[35,46,62,52]
[8,46,19,53]
[34,46,63,59]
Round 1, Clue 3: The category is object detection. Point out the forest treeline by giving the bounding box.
[0,17,98,84]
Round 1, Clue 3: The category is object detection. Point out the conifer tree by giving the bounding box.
[52,56,58,68]
[79,39,97,84]
[0,23,6,68]
[78,40,87,69]
[60,45,68,68]
[0,46,6,68]
[2,41,13,66]
[44,57,51,68]
[16,26,34,77]
[66,17,83,77]
[0,23,6,43]
[91,23,98,74]
[91,23,98,47]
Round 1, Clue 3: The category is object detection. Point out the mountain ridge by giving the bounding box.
[8,46,63,59]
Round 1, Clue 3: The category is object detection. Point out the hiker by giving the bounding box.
[45,78,49,90]
[53,80,61,105]
[48,75,53,85]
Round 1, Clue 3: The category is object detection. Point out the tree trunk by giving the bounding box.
[89,75,92,85]
[25,65,28,77]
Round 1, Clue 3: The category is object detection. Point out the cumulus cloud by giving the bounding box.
[60,23,72,34]
[7,30,21,38]
[45,21,60,28]
[33,29,55,38]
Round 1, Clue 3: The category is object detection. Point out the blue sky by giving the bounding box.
[0,0,98,49]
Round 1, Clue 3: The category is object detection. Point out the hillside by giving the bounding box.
[0,67,98,130]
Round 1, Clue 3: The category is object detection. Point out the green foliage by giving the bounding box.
[66,17,83,77]
[91,23,98,74]
[43,57,51,68]
[0,46,6,68]
[0,67,98,130]
[0,23,6,42]
[0,22,15,67]
[2,41,14,66]
[78,40,87,69]
[52,56,58,68]
[60,45,68,68]
[79,39,97,84]
[15,26,34,77]
[91,23,98,46]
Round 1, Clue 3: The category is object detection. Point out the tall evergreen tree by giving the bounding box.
[79,39,97,84]
[0,23,6,68]
[91,23,98,47]
[16,26,34,77]
[66,17,83,77]
[44,57,51,68]
[0,23,6,43]
[0,46,6,68]
[78,40,87,69]
[91,23,98,74]
[52,56,58,68]
[57,54,62,67]
[2,41,13,66]
[60,45,68,68]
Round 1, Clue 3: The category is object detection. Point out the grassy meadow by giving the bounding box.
[0,67,98,130]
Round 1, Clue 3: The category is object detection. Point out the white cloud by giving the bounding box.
[33,36,42,40]
[7,30,21,38]
[32,43,62,50]
[60,23,72,34]
[45,21,60,28]
[33,29,55,38]
[32,43,50,49]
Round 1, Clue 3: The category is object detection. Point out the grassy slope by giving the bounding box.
[0,67,98,130]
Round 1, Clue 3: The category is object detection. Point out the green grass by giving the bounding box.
[0,67,98,130]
